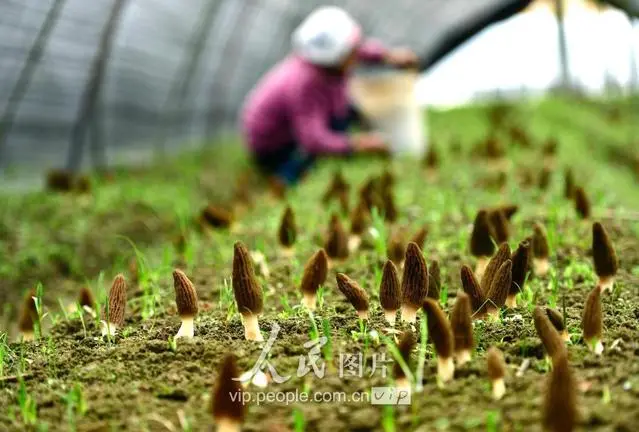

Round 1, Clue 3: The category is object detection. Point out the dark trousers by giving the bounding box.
[253,105,363,185]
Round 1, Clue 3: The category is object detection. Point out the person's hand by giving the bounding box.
[385,47,419,69]
[352,133,388,153]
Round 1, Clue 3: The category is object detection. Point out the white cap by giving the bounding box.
[291,6,362,67]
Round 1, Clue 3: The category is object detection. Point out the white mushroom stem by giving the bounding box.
[101,320,118,337]
[384,309,397,327]
[215,417,241,432]
[400,304,418,324]
[241,313,263,342]
[455,349,472,366]
[348,235,362,253]
[279,246,295,258]
[533,258,550,277]
[176,316,195,339]
[20,331,34,342]
[356,310,369,320]
[475,257,490,280]
[505,294,517,309]
[492,377,506,400]
[395,377,411,392]
[302,293,317,311]
[486,306,500,320]
[437,356,455,384]
[598,276,614,293]
[587,338,604,355]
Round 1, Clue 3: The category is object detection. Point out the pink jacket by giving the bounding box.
[240,41,387,155]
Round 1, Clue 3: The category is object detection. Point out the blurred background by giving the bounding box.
[0,0,637,190]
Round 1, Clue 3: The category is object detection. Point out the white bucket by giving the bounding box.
[349,66,426,156]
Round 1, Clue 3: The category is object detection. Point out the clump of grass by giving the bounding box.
[277,205,297,257]
[379,260,401,326]
[582,286,603,355]
[211,354,245,432]
[0,332,12,377]
[592,222,618,292]
[401,243,429,323]
[451,292,474,365]
[335,273,369,320]
[173,269,199,339]
[61,383,88,431]
[370,207,388,257]
[532,223,551,277]
[469,210,496,278]
[422,298,455,385]
[486,346,506,400]
[321,318,333,363]
[299,249,329,311]
[542,353,577,432]
[232,242,264,341]
[16,378,38,426]
[101,274,127,338]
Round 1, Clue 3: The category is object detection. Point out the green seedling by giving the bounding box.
[547,268,559,309]
[381,405,396,432]
[485,409,501,432]
[168,336,177,353]
[370,207,387,257]
[306,309,320,341]
[293,407,306,432]
[382,336,414,385]
[321,318,333,362]
[60,383,88,432]
[117,235,157,319]
[316,285,326,310]
[74,303,88,339]
[415,311,428,393]
[602,384,611,404]
[0,332,14,378]
[17,378,38,426]
[33,282,45,339]
[439,283,448,307]
[43,336,58,378]
[57,298,69,322]
[279,295,294,319]
[218,278,237,322]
